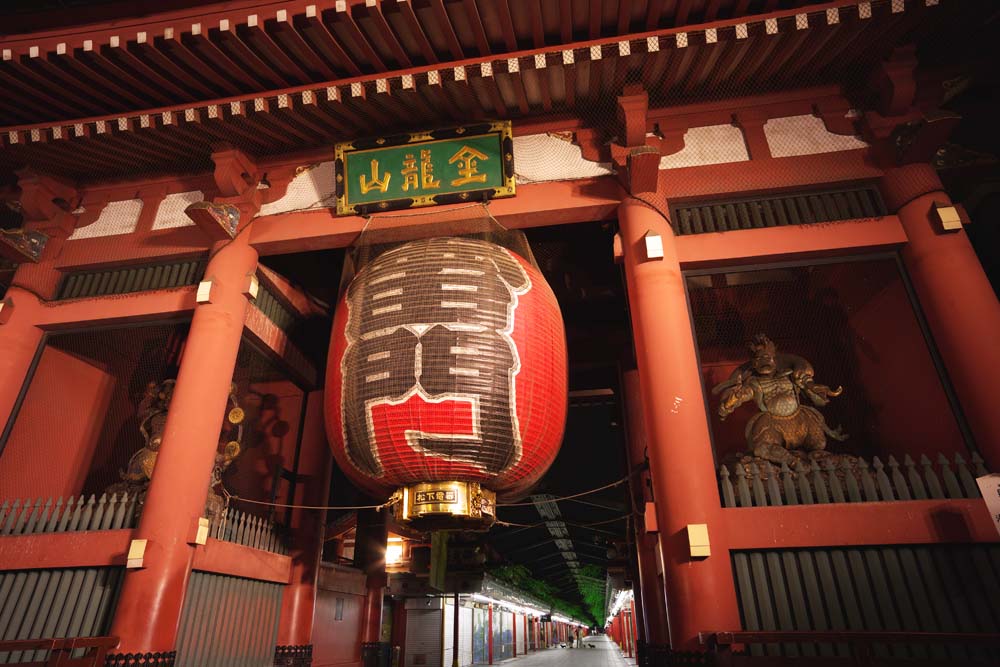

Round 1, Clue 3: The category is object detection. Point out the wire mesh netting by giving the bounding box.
[0,0,992,209]
[687,256,972,467]
[0,322,187,499]
[223,339,308,521]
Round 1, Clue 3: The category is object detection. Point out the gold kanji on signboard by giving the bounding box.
[448,146,490,186]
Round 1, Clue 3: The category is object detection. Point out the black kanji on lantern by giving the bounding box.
[340,238,532,479]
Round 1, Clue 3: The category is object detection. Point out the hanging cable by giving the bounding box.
[222,487,398,512]
[496,469,638,507]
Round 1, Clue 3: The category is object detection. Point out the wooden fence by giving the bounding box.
[731,543,1000,662]
[209,507,287,555]
[0,568,123,664]
[0,495,139,536]
[175,571,283,667]
[719,453,988,508]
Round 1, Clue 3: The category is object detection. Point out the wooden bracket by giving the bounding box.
[185,201,242,241]
[211,144,258,197]
[617,84,650,148]
[626,146,661,195]
[869,45,918,117]
[14,168,78,236]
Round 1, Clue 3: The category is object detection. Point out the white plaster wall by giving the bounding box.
[765,114,868,158]
[68,199,143,239]
[257,161,336,216]
[659,124,749,169]
[513,133,612,183]
[152,190,202,229]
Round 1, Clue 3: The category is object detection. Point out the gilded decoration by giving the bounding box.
[0,228,49,263]
[712,334,848,469]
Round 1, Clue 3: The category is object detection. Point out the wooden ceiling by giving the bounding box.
[0,0,988,183]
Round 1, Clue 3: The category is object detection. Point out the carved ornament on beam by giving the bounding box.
[0,228,49,264]
[184,201,242,241]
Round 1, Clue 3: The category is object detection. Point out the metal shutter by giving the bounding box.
[443,602,454,667]
[405,606,443,667]
[460,606,473,667]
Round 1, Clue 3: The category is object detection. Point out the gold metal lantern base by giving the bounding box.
[394,481,497,531]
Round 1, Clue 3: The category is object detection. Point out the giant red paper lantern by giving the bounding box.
[326,237,566,527]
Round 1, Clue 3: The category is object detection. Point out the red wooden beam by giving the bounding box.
[427,0,466,61]
[36,285,197,328]
[676,215,906,269]
[157,32,242,96]
[0,60,88,119]
[357,1,414,68]
[271,14,340,80]
[215,22,291,87]
[249,177,624,255]
[682,30,727,94]
[589,0,603,39]
[132,39,218,99]
[494,0,519,52]
[645,0,665,31]
[191,537,292,584]
[300,9,363,77]
[106,40,196,102]
[461,0,492,56]
[0,530,133,571]
[390,0,440,65]
[559,0,572,43]
[81,47,168,106]
[722,500,998,550]
[331,5,389,72]
[617,0,633,35]
[298,89,355,137]
[241,19,312,83]
[184,30,260,90]
[19,56,106,115]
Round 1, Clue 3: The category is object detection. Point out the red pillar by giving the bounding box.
[278,391,332,646]
[356,508,389,644]
[623,371,670,648]
[361,582,386,643]
[109,235,259,653]
[0,286,44,432]
[512,612,517,657]
[880,164,1000,470]
[630,599,638,657]
[618,198,741,650]
[0,239,67,433]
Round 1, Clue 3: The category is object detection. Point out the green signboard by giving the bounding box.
[334,122,515,215]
